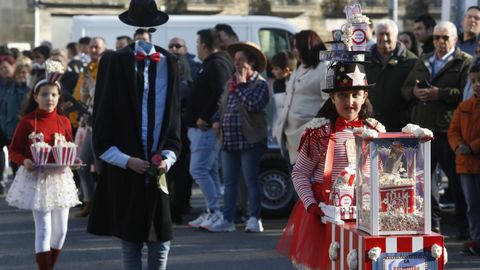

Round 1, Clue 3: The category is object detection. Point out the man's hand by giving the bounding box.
[456,144,472,155]
[127,157,150,174]
[413,80,430,102]
[196,118,210,131]
[425,85,439,101]
[23,159,35,171]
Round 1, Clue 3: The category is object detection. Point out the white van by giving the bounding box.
[71,15,298,59]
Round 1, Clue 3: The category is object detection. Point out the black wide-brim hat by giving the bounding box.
[322,61,375,93]
[119,0,169,27]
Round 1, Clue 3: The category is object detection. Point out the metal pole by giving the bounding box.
[455,0,466,30]
[388,0,398,22]
[34,0,40,46]
[441,0,451,21]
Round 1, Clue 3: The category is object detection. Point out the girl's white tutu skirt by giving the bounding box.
[6,166,80,211]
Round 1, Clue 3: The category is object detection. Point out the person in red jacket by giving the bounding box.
[5,61,80,270]
[448,63,480,256]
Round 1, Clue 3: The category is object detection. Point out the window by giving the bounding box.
[258,28,294,60]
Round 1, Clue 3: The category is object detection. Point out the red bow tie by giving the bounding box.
[135,52,161,63]
[335,117,362,132]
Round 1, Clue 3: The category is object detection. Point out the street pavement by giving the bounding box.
[1,185,480,269]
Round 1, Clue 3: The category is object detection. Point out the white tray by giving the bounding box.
[35,163,86,168]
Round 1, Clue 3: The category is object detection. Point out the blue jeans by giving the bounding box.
[460,174,480,241]
[221,145,265,222]
[188,128,221,211]
[121,240,170,270]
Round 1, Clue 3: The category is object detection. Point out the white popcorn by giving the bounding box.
[368,247,382,262]
[402,123,433,140]
[431,244,442,260]
[362,129,378,139]
[45,59,65,74]
[401,123,420,134]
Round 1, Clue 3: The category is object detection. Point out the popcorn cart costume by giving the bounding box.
[277,115,385,269]
[277,3,447,270]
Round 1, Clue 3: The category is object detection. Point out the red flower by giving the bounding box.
[151,154,163,166]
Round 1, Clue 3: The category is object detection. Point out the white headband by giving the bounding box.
[33,78,62,93]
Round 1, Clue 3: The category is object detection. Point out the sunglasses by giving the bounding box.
[433,35,450,41]
[168,44,184,49]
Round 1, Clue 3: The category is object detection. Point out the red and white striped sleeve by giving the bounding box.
[291,126,328,209]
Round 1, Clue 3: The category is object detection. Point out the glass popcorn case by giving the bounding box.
[355,133,431,235]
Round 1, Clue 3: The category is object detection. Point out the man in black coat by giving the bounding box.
[87,1,181,269]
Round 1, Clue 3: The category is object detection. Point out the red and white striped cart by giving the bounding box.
[325,221,446,270]
[321,132,446,270]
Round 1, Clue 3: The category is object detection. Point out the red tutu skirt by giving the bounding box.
[277,200,329,270]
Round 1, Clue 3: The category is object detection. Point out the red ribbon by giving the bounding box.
[135,52,161,63]
[334,117,362,132]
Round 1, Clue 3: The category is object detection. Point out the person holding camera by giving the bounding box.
[403,21,472,237]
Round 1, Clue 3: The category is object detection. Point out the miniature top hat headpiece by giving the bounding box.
[33,59,64,92]
[119,0,169,27]
[322,61,375,93]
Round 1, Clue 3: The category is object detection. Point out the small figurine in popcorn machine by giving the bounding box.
[5,59,80,270]
[277,61,385,270]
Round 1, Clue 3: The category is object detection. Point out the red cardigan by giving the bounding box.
[9,108,72,165]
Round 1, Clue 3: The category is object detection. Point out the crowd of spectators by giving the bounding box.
[0,6,479,256]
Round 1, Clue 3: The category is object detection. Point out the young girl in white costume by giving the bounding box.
[6,60,80,270]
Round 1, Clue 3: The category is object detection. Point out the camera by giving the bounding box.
[417,79,431,88]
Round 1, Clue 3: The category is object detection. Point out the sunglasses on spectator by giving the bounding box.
[433,35,450,41]
[169,44,184,49]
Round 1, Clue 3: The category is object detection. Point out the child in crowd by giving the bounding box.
[270,51,296,144]
[5,60,80,270]
[448,63,480,256]
[277,62,385,269]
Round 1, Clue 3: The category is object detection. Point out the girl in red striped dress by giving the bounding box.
[277,62,385,269]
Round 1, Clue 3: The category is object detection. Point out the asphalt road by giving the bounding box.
[1,185,480,269]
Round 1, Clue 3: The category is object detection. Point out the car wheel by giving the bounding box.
[260,159,295,218]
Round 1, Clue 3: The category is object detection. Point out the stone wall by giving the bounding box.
[0,0,34,49]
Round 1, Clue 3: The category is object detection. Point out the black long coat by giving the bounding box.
[87,44,181,242]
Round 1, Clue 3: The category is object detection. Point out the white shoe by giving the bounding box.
[188,211,209,228]
[199,210,223,230]
[208,218,236,232]
[245,217,264,233]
